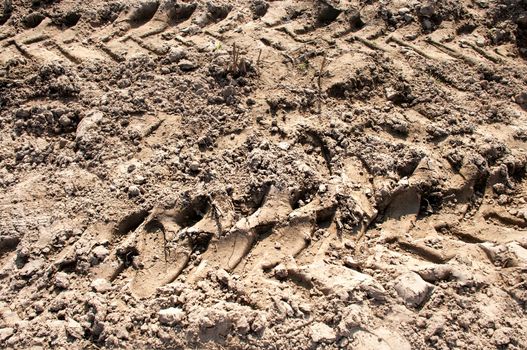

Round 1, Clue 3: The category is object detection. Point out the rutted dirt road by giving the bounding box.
[1,0,527,349]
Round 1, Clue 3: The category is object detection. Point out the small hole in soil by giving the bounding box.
[129,1,160,27]
[316,205,337,228]
[316,3,341,26]
[173,195,209,227]
[167,2,197,24]
[207,3,232,22]
[61,11,81,27]
[22,12,46,28]
[0,236,20,257]
[115,209,149,235]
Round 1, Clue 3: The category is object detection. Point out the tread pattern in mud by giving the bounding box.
[1,0,527,349]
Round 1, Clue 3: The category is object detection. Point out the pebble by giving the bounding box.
[419,4,435,17]
[54,272,71,289]
[277,142,290,150]
[310,322,336,343]
[394,272,434,307]
[189,161,200,172]
[133,175,146,185]
[158,307,184,326]
[423,19,433,30]
[492,327,512,346]
[0,327,14,342]
[168,48,187,63]
[516,92,527,109]
[92,245,110,261]
[91,278,112,293]
[58,115,72,127]
[343,256,359,269]
[178,60,197,71]
[385,86,399,101]
[65,318,84,339]
[128,185,141,197]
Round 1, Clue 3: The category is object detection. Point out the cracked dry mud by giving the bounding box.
[1,0,527,349]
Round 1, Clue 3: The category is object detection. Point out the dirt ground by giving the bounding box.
[1,0,527,349]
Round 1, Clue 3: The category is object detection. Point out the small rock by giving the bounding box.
[278,141,290,150]
[0,327,14,342]
[343,256,359,269]
[128,185,141,197]
[92,245,109,262]
[91,278,112,293]
[158,307,184,326]
[419,4,435,17]
[54,272,70,289]
[58,115,72,127]
[15,109,31,119]
[133,175,146,185]
[394,272,434,307]
[189,161,200,172]
[251,0,269,18]
[168,48,187,63]
[178,59,197,71]
[274,264,288,278]
[65,318,84,339]
[516,92,527,110]
[385,86,400,101]
[19,259,44,278]
[310,322,336,343]
[422,19,433,30]
[76,111,103,141]
[492,327,512,346]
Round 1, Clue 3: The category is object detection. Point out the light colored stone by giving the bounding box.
[92,245,109,261]
[158,307,184,326]
[310,322,336,343]
[277,142,290,150]
[394,272,434,307]
[91,278,112,293]
[54,272,70,289]
[0,327,14,342]
[76,111,103,141]
[65,318,84,339]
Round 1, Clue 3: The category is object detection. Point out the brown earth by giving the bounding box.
[1,0,527,349]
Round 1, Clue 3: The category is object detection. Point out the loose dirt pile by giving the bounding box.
[1,0,527,349]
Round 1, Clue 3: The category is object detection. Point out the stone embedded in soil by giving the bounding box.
[54,272,70,289]
[92,245,109,262]
[178,59,197,71]
[90,278,112,293]
[65,318,84,339]
[516,92,527,110]
[394,272,434,307]
[492,327,512,346]
[128,185,141,197]
[168,48,187,63]
[158,307,184,326]
[310,322,337,343]
[0,327,14,342]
